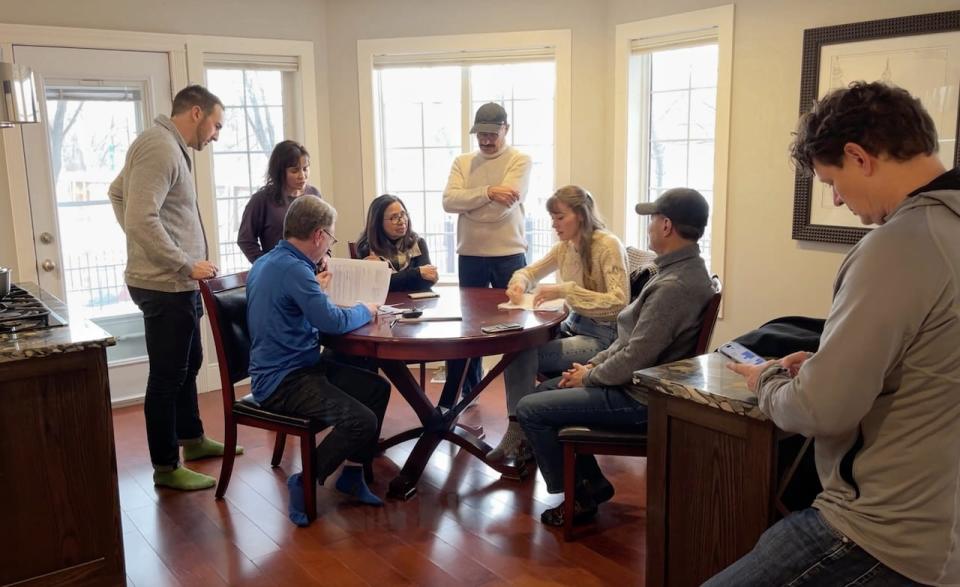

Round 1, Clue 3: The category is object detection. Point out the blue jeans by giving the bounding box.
[704,508,923,586]
[516,378,648,493]
[440,253,527,407]
[502,315,616,415]
[128,286,205,470]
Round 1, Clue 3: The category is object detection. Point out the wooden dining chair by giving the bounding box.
[199,272,330,523]
[557,275,723,540]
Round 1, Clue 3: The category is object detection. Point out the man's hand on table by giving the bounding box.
[558,362,592,388]
[726,351,812,393]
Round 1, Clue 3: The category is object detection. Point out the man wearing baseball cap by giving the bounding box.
[440,102,532,405]
[517,187,715,527]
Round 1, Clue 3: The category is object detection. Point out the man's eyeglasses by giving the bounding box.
[322,228,338,245]
[387,211,408,225]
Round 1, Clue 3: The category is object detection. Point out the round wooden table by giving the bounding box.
[325,286,567,499]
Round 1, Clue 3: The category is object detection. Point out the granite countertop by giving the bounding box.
[0,282,116,364]
[631,352,767,420]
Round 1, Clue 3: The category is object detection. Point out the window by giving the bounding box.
[205,56,301,274]
[359,31,571,283]
[633,42,718,266]
[614,6,734,276]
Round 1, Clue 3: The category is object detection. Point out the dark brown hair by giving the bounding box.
[263,140,311,206]
[171,85,223,116]
[357,194,418,258]
[791,81,938,175]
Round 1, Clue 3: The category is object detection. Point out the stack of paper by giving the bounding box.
[324,258,391,306]
[497,293,565,312]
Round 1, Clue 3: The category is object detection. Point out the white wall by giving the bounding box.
[2,0,958,346]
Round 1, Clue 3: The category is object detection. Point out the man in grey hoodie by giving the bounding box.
[708,82,960,585]
[109,85,237,491]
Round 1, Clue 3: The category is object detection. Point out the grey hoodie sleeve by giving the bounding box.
[756,227,949,437]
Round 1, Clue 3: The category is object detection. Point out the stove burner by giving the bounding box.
[0,285,65,334]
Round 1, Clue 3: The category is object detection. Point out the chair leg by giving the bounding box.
[271,432,287,467]
[363,461,375,485]
[300,435,317,523]
[216,422,238,500]
[562,442,576,541]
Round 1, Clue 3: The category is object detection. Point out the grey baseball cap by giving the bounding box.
[469,102,508,134]
[635,188,710,238]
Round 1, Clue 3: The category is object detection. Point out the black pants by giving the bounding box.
[129,286,205,470]
[440,253,526,407]
[261,358,390,484]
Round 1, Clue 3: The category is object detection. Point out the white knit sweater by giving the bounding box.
[441,145,532,256]
[507,230,629,321]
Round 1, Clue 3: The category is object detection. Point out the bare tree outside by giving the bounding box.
[245,74,276,154]
[47,100,84,186]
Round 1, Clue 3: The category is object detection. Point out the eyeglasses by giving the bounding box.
[322,228,338,245]
[386,211,408,225]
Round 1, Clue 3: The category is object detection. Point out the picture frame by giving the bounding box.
[792,10,960,245]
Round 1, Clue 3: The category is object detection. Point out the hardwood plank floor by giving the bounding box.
[112,370,648,586]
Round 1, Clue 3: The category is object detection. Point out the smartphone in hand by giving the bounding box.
[718,341,766,365]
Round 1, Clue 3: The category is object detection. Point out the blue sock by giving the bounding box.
[335,465,383,506]
[287,473,310,526]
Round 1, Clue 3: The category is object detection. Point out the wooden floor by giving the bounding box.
[113,371,649,586]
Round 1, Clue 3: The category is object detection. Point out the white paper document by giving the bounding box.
[324,258,391,306]
[497,293,565,312]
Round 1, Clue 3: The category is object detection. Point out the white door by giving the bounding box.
[15,45,173,403]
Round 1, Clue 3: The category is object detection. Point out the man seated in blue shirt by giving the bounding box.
[246,194,390,526]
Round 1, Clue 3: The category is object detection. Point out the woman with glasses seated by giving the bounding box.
[356,194,438,292]
[238,140,320,263]
[488,185,629,463]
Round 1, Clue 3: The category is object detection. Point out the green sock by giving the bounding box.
[182,436,244,461]
[153,467,216,491]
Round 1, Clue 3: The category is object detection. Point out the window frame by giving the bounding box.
[612,5,734,279]
[356,30,572,269]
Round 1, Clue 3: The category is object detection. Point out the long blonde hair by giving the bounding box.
[546,185,606,280]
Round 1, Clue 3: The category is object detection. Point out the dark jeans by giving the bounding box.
[261,358,390,484]
[704,508,923,586]
[516,376,648,493]
[440,253,527,406]
[128,286,205,470]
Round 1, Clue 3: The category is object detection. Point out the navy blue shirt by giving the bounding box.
[246,240,372,402]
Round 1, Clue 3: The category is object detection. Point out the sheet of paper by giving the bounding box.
[497,293,565,312]
[324,258,391,306]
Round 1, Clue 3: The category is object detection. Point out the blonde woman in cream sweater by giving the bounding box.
[488,185,629,462]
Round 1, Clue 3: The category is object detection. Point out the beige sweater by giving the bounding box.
[508,230,628,321]
[441,145,532,257]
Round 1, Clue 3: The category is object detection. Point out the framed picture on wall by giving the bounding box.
[792,10,960,245]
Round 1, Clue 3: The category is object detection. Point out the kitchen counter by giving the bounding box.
[631,350,764,420]
[0,282,116,363]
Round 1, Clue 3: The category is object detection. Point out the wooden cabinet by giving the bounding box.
[0,346,124,586]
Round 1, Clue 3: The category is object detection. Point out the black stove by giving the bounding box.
[0,285,69,334]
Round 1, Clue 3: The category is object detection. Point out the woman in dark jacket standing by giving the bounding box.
[356,194,438,292]
[237,140,320,263]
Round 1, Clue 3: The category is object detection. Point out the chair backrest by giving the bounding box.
[198,272,251,406]
[626,246,657,300]
[693,275,723,355]
[347,241,360,260]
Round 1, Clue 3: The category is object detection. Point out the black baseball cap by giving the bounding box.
[470,102,508,134]
[635,188,709,238]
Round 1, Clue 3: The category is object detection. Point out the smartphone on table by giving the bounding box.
[718,341,766,365]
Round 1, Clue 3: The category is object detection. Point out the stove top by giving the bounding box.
[0,285,69,334]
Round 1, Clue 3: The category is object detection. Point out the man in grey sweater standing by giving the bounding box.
[109,85,238,491]
[518,188,714,527]
[708,82,960,585]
